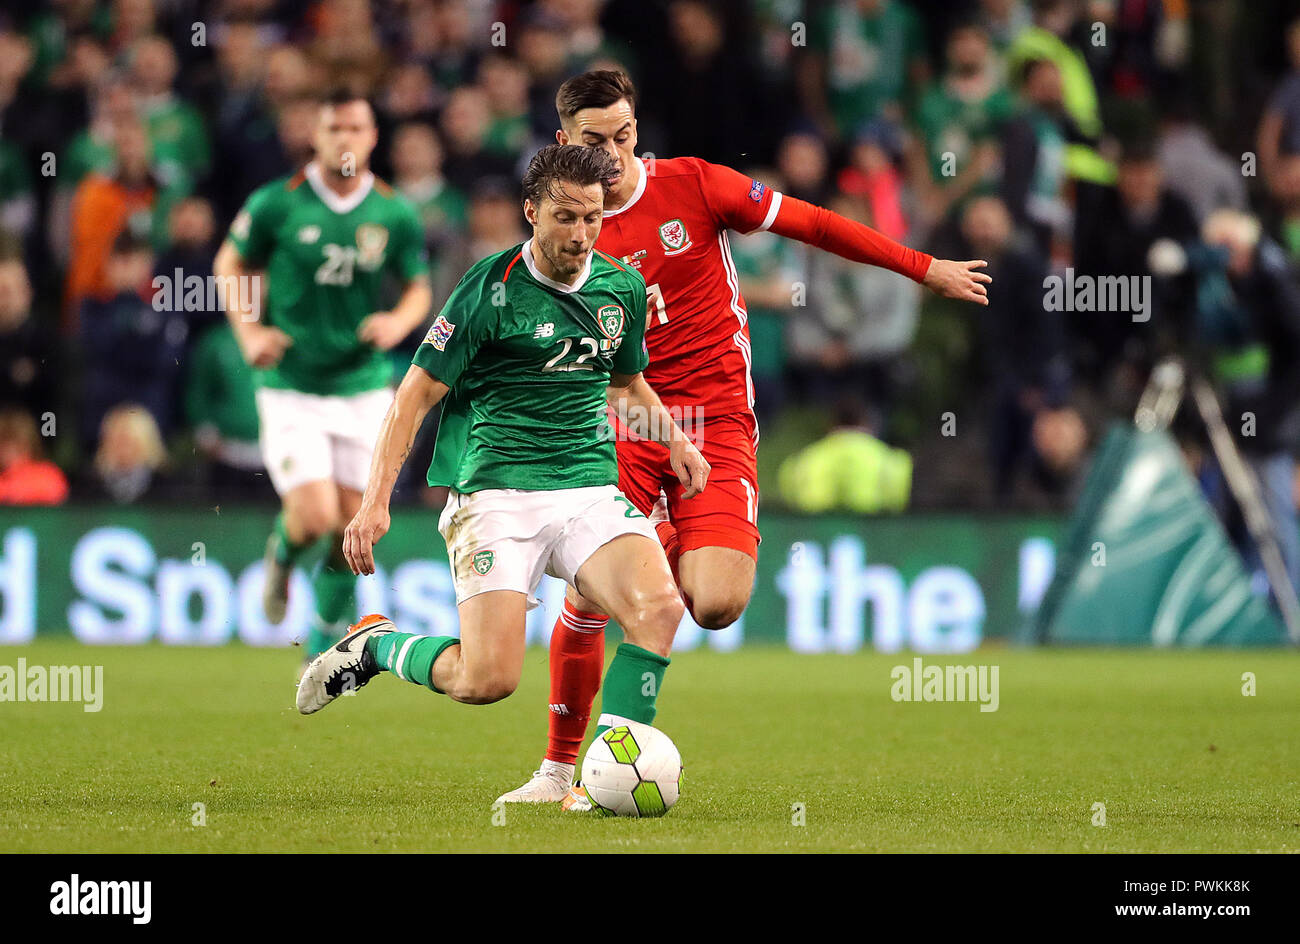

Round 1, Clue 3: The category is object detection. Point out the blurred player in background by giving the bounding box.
[213,91,432,664]
[495,70,992,808]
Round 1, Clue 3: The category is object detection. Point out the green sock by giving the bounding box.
[366,632,460,692]
[304,558,355,659]
[272,512,314,567]
[593,643,670,739]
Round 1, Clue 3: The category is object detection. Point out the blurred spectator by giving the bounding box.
[909,21,1014,230]
[155,196,220,333]
[1263,154,1300,263]
[786,192,922,433]
[1006,0,1113,187]
[1001,57,1074,257]
[1157,97,1247,223]
[83,403,170,504]
[1085,0,1187,103]
[65,117,180,330]
[1258,18,1300,191]
[775,129,831,203]
[128,34,211,189]
[977,0,1032,54]
[0,29,37,243]
[185,322,267,502]
[517,6,574,140]
[0,255,58,423]
[837,121,910,242]
[1197,209,1300,591]
[643,0,767,165]
[960,195,1079,502]
[392,122,468,279]
[79,232,187,449]
[433,176,528,304]
[0,408,68,507]
[799,0,928,140]
[778,397,912,514]
[478,54,535,162]
[439,86,517,193]
[1073,142,1198,397]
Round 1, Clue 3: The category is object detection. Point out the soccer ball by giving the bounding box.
[581,721,682,817]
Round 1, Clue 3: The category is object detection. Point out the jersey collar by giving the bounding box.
[520,238,594,293]
[602,156,646,218]
[304,161,375,214]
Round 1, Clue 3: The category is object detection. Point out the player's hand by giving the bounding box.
[670,437,710,500]
[922,258,991,306]
[239,324,293,368]
[358,312,412,351]
[342,501,390,576]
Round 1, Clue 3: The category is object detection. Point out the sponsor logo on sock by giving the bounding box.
[49,874,151,924]
[548,703,570,715]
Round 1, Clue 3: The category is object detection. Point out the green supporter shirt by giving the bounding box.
[915,80,1015,187]
[415,240,649,494]
[227,164,429,395]
[812,0,924,135]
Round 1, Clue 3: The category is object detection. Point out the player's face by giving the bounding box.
[525,180,605,281]
[314,102,378,175]
[557,100,638,202]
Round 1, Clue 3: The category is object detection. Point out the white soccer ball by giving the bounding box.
[581,720,683,817]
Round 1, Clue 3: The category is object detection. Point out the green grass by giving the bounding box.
[1,641,1297,852]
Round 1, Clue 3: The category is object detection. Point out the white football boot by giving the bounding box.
[296,614,395,715]
[495,760,576,804]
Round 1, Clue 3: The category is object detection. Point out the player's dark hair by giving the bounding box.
[555,69,637,121]
[320,87,377,124]
[522,144,617,206]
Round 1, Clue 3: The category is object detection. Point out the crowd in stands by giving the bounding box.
[1,0,1299,519]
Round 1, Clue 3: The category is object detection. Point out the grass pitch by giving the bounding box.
[1,641,1297,852]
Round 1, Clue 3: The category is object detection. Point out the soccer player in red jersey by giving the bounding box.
[498,71,990,806]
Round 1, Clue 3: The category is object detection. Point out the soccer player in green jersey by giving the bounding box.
[213,91,433,661]
[295,145,709,756]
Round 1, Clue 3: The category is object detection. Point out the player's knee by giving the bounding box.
[624,589,683,656]
[691,594,747,630]
[293,508,338,544]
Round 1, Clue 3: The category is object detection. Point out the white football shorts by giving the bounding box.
[438,484,659,608]
[255,386,393,495]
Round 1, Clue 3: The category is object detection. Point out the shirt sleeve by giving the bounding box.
[226,185,278,267]
[411,267,493,387]
[612,269,650,376]
[693,158,783,235]
[390,201,431,281]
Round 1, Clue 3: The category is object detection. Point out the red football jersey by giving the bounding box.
[595,156,779,422]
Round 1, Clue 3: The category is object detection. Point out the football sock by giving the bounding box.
[593,643,669,739]
[366,632,459,692]
[304,558,354,659]
[272,511,314,568]
[545,600,608,765]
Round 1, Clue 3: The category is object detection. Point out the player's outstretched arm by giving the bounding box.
[607,372,710,499]
[213,240,293,367]
[762,192,991,304]
[343,364,449,575]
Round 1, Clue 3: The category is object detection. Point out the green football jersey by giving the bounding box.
[415,240,649,493]
[228,163,429,395]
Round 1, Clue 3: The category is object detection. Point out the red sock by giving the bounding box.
[545,600,608,765]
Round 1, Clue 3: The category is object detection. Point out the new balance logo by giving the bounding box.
[548,703,570,715]
[534,323,555,338]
